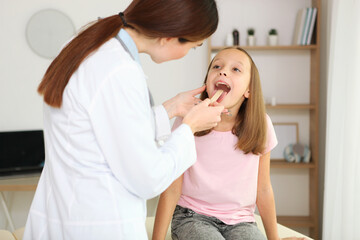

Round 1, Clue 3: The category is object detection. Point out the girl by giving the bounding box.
[23,0,224,239]
[153,48,302,240]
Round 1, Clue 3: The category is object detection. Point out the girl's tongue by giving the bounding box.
[211,90,228,103]
[212,82,231,103]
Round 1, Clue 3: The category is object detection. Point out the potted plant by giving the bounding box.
[268,28,278,46]
[247,28,256,46]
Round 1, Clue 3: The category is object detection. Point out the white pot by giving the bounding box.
[247,36,256,46]
[225,33,233,46]
[268,35,278,46]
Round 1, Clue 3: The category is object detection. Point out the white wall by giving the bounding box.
[0,0,130,131]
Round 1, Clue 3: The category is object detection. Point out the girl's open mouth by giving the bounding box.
[212,81,231,103]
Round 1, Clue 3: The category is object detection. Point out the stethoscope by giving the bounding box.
[115,32,161,141]
[97,16,154,106]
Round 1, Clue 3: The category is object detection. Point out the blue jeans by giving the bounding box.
[171,205,266,240]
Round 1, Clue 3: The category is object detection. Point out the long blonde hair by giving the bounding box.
[195,47,267,155]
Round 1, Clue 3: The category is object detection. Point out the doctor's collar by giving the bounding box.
[117,29,141,64]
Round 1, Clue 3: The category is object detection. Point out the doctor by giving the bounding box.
[24,0,222,239]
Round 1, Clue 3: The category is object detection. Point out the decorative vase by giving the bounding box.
[247,36,256,46]
[268,35,278,46]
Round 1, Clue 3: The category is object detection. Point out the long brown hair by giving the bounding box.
[196,47,267,155]
[38,0,218,107]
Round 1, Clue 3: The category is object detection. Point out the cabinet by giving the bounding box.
[207,0,320,239]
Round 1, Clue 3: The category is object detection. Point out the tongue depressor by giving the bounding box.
[210,90,224,104]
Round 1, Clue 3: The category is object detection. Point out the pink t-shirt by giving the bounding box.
[175,115,277,225]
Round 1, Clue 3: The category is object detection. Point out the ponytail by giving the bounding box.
[37,15,123,107]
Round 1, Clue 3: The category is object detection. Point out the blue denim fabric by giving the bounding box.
[171,205,266,240]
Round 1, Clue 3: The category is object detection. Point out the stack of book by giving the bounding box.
[293,7,318,45]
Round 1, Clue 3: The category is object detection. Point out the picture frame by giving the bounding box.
[271,122,299,160]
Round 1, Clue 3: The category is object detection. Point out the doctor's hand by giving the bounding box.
[182,98,224,134]
[162,85,206,119]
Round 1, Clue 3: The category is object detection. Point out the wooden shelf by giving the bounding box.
[0,176,40,191]
[277,216,315,228]
[266,104,316,110]
[211,45,317,51]
[271,161,315,169]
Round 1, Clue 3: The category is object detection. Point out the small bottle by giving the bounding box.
[225,33,233,46]
[271,97,277,106]
[232,29,239,46]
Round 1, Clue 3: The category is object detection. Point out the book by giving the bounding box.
[306,8,318,45]
[301,8,313,45]
[293,8,307,45]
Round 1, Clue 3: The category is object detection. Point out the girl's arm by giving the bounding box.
[256,151,279,240]
[257,152,306,240]
[152,175,183,240]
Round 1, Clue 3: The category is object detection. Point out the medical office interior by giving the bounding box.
[1,0,359,239]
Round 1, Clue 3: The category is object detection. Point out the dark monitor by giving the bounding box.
[0,130,44,177]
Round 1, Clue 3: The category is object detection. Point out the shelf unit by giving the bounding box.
[209,45,317,52]
[266,104,316,110]
[271,161,316,169]
[207,0,320,239]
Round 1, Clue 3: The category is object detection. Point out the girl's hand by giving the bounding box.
[182,98,224,133]
[163,85,206,119]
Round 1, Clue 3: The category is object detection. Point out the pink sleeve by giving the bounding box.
[263,114,278,154]
[171,117,184,131]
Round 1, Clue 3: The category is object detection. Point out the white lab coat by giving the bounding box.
[23,37,196,239]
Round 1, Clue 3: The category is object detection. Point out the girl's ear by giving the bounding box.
[244,89,250,99]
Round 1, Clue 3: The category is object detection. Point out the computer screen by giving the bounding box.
[0,130,44,176]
